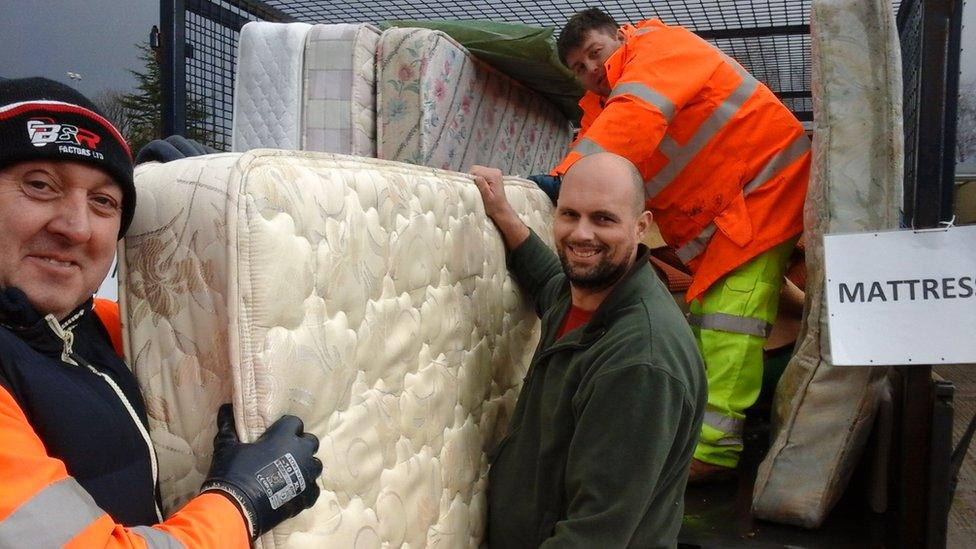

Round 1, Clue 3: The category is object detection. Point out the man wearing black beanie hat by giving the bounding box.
[0,77,321,547]
[0,77,136,237]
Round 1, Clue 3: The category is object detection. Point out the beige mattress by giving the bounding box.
[752,0,903,527]
[120,151,554,547]
[376,27,571,175]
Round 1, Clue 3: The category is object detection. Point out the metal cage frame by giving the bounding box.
[158,0,962,215]
[157,0,963,545]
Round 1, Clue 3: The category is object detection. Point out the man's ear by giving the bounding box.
[616,28,626,43]
[636,210,653,239]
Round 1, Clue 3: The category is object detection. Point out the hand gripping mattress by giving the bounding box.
[377,27,572,175]
[751,0,903,527]
[120,150,555,547]
[233,22,380,156]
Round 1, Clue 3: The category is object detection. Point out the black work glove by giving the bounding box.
[201,404,322,539]
[526,174,561,204]
[135,135,216,164]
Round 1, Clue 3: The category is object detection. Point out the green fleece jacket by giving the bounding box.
[488,232,705,548]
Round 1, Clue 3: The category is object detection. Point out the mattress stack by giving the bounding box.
[232,22,380,156]
[377,27,572,175]
[121,151,555,547]
[232,24,572,180]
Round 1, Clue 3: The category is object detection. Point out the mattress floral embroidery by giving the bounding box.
[378,27,572,176]
[124,152,555,547]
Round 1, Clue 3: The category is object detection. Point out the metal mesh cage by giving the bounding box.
[168,0,908,149]
[175,0,288,150]
[898,0,924,217]
[265,0,813,30]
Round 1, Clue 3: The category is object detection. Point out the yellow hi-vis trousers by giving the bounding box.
[691,238,796,468]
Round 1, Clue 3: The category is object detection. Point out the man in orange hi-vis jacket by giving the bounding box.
[549,8,809,482]
[0,77,322,547]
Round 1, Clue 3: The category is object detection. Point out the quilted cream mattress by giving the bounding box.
[120,151,555,547]
[233,22,380,157]
[233,22,313,152]
[377,27,572,175]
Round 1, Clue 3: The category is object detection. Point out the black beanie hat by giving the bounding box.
[0,77,135,238]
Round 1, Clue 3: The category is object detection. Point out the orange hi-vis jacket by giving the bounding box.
[1,387,249,547]
[0,298,249,548]
[554,19,810,301]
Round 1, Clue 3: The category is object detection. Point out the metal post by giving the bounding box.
[912,0,958,227]
[942,0,963,194]
[897,366,934,546]
[894,0,962,546]
[160,0,187,138]
[928,381,955,548]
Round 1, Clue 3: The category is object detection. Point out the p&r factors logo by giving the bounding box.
[26,117,104,159]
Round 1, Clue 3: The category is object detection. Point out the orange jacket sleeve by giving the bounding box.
[553,26,721,178]
[556,93,605,177]
[0,386,249,548]
[93,298,125,358]
[566,92,603,149]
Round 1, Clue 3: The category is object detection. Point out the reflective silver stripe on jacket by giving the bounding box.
[674,133,810,263]
[676,225,717,264]
[634,27,661,37]
[687,312,772,338]
[714,434,745,447]
[0,478,104,547]
[571,137,606,157]
[571,46,757,191]
[703,409,745,437]
[743,132,811,195]
[607,82,676,122]
[132,526,186,548]
[657,134,681,160]
[717,51,750,79]
[645,73,761,198]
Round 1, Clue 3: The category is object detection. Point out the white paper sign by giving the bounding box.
[824,224,976,366]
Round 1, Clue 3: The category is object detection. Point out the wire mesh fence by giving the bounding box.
[165,0,907,150]
[169,0,288,150]
[898,0,924,217]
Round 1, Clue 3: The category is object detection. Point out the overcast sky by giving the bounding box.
[0,1,972,99]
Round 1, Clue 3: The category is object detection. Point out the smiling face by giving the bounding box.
[564,28,624,97]
[555,153,651,307]
[0,160,122,319]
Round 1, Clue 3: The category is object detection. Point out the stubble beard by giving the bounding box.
[558,247,630,292]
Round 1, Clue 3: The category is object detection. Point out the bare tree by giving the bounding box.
[92,89,135,144]
[958,79,976,163]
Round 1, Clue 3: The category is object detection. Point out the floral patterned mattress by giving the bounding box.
[377,27,572,175]
[121,150,554,547]
[233,22,379,157]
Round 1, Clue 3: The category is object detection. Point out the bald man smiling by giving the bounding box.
[471,154,705,548]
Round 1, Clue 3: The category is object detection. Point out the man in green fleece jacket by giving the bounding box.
[470,152,705,548]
